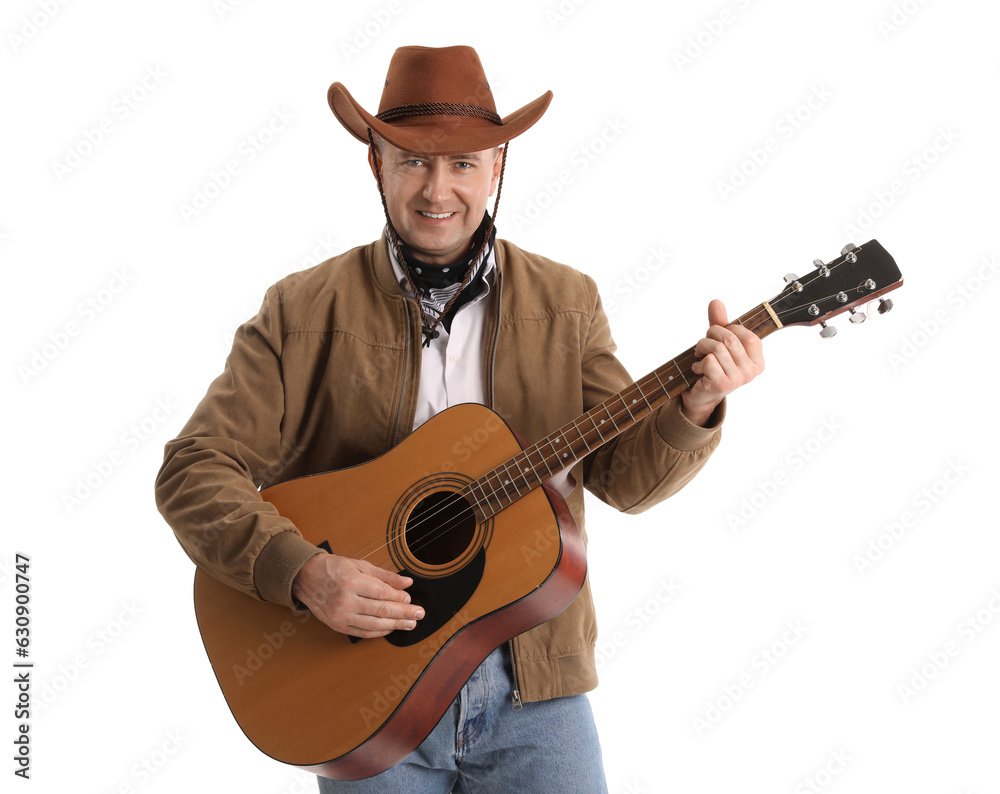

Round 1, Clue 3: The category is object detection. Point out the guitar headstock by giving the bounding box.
[768,240,903,337]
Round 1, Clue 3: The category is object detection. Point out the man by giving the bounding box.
[155,46,763,791]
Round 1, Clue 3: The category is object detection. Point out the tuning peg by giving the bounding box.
[818,322,837,338]
[878,298,894,314]
[840,243,858,255]
[783,273,803,292]
[849,308,867,324]
[812,258,831,277]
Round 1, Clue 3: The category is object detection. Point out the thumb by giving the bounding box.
[708,299,729,328]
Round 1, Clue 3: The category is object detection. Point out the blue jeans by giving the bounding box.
[316,645,608,793]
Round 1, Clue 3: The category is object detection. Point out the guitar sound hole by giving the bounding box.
[405,491,476,566]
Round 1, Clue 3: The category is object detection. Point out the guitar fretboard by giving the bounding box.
[464,302,780,520]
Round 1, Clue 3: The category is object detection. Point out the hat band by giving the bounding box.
[376,102,502,125]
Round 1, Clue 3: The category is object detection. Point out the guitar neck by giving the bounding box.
[467,302,782,519]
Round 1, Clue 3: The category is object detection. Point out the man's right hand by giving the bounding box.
[291,553,424,638]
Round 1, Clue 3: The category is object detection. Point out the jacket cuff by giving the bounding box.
[654,396,726,451]
[253,530,326,608]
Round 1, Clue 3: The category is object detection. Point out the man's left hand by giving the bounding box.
[682,299,764,426]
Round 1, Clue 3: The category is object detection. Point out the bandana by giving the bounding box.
[390,213,496,336]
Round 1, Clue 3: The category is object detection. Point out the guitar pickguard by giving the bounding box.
[386,549,486,647]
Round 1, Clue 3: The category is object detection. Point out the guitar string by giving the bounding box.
[342,304,777,569]
[336,303,777,572]
[334,350,693,565]
[325,249,871,570]
[339,342,707,569]
[333,354,695,571]
[422,267,858,550]
[337,301,780,571]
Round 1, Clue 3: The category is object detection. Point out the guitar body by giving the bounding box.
[193,403,587,780]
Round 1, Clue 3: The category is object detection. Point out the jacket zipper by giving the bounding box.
[492,274,522,710]
[508,640,523,710]
[489,271,503,409]
[391,299,414,448]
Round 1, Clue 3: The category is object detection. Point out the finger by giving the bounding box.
[706,325,753,373]
[707,299,728,329]
[691,352,725,382]
[351,575,425,622]
[727,324,765,368]
[349,573,414,606]
[343,618,410,639]
[357,560,414,598]
[345,619,413,639]
[694,336,733,372]
[693,335,718,358]
[358,597,425,623]
[346,603,426,638]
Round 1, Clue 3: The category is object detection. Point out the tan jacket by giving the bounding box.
[155,236,724,703]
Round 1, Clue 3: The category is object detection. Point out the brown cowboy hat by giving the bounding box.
[328,45,552,156]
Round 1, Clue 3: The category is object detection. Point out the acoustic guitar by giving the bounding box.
[193,239,902,780]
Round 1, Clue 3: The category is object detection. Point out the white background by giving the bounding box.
[3,1,999,792]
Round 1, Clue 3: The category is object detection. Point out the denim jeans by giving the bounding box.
[316,644,608,793]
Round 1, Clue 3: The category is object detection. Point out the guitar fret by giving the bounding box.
[571,419,593,453]
[651,368,669,395]
[619,394,636,421]
[496,470,514,505]
[501,460,522,499]
[673,359,690,388]
[548,435,571,468]
[637,383,653,411]
[514,451,543,490]
[588,412,608,442]
[602,403,619,431]
[467,479,488,514]
[533,445,555,478]
[485,474,505,512]
[514,453,530,486]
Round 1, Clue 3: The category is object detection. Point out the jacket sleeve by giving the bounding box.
[579,277,725,513]
[154,283,323,607]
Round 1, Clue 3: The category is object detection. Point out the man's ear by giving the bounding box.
[489,145,505,197]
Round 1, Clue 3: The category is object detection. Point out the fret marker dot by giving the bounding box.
[563,453,568,458]
[632,399,637,404]
[524,467,529,472]
[668,375,674,380]
[600,418,605,424]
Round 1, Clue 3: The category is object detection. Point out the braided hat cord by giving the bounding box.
[376,102,502,125]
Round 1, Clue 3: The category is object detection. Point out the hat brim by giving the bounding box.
[328,82,552,156]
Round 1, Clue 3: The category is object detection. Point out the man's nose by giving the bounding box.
[422,161,452,205]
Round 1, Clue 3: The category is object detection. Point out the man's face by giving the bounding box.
[370,139,503,266]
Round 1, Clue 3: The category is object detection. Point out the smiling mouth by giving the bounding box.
[418,211,456,219]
